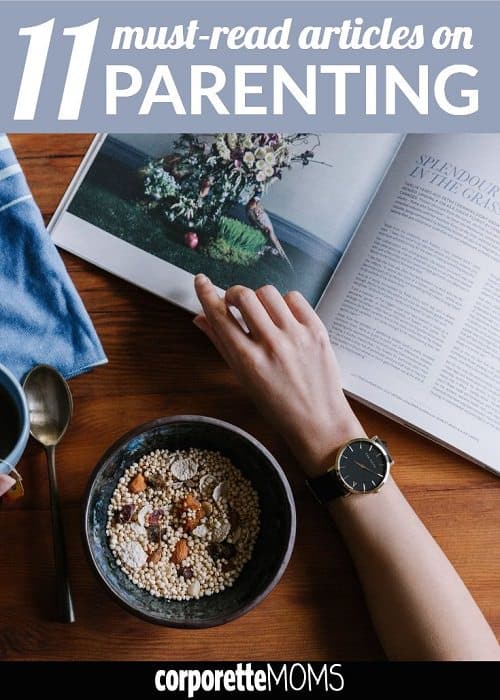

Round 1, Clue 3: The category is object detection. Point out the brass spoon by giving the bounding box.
[23,365,75,623]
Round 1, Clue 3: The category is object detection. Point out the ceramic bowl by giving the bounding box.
[83,415,296,627]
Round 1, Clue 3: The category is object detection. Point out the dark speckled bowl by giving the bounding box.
[83,415,296,628]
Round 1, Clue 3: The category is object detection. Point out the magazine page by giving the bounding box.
[50,133,401,313]
[318,134,500,473]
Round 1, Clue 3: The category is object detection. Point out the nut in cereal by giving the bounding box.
[171,539,189,564]
[171,457,198,481]
[129,473,146,493]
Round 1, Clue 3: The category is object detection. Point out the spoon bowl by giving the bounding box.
[23,365,73,446]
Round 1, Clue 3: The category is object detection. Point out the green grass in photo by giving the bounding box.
[205,217,266,266]
[68,154,334,303]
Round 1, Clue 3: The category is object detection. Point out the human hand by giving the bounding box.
[194,275,365,477]
[0,473,15,497]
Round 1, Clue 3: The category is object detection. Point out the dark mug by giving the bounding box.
[0,362,30,476]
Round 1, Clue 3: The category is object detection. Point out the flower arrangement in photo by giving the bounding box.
[142,133,329,266]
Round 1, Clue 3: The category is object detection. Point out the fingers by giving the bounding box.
[255,285,296,328]
[0,474,15,497]
[284,290,320,326]
[193,315,231,365]
[225,285,276,340]
[194,275,249,351]
[195,273,224,317]
[195,275,325,351]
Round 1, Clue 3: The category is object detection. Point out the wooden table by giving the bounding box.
[1,134,499,660]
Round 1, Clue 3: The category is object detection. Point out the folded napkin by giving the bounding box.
[0,134,107,380]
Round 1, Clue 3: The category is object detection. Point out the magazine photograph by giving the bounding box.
[50,132,401,310]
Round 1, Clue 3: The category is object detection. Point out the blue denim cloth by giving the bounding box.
[0,135,107,381]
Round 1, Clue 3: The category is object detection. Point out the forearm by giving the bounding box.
[301,407,499,660]
[329,475,500,660]
[193,277,499,661]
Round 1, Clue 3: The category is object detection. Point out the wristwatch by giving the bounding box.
[306,436,393,503]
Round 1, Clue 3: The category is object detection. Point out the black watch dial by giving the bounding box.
[337,439,389,494]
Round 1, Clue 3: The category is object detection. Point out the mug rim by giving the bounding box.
[0,362,30,473]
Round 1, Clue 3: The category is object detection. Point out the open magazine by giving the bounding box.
[49,133,500,475]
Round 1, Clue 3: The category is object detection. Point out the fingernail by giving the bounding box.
[195,273,208,284]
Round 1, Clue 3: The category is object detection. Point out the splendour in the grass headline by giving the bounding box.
[2,1,499,132]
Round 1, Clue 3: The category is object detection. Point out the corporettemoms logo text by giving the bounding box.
[154,663,344,696]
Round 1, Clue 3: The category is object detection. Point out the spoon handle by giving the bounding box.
[46,445,75,623]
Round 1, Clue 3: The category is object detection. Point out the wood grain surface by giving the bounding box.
[1,134,498,660]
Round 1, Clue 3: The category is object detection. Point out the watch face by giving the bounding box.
[337,439,389,494]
